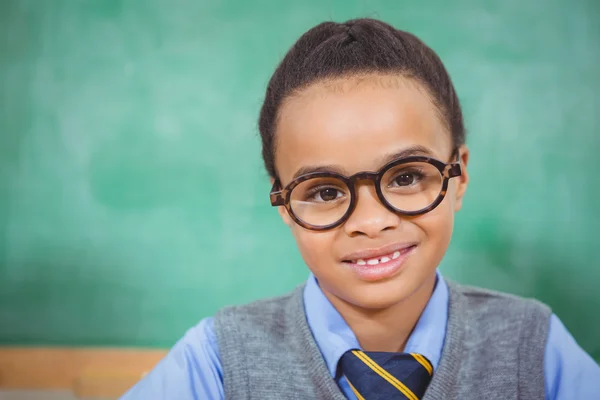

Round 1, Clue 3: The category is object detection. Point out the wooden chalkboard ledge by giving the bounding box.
[0,347,167,398]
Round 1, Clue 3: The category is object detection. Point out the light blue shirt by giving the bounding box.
[121,272,600,399]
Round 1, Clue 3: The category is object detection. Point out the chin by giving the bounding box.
[352,293,410,310]
[358,281,419,309]
[352,264,437,308]
[323,277,412,311]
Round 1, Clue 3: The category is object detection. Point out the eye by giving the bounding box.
[394,174,415,186]
[391,170,424,187]
[292,177,349,205]
[311,187,343,202]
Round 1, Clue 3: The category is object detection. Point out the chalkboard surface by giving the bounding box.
[1,0,598,361]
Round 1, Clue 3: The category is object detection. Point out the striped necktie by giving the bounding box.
[340,349,433,400]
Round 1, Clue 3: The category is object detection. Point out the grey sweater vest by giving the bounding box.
[214,280,551,399]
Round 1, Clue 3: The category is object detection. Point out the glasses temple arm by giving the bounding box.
[270,180,285,206]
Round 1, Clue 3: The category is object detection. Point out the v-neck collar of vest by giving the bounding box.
[294,280,466,399]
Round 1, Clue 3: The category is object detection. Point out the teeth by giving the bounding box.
[352,250,406,265]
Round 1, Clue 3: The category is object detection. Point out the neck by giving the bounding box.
[328,273,437,353]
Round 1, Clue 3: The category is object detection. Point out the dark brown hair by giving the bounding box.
[258,18,465,180]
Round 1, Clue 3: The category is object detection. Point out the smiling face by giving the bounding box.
[274,73,469,312]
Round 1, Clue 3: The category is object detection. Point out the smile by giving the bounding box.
[351,250,403,266]
[342,244,417,281]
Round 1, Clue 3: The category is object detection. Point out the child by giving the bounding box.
[121,18,600,399]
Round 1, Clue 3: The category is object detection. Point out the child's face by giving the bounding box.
[274,74,469,310]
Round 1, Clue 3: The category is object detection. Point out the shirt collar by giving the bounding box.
[303,270,449,377]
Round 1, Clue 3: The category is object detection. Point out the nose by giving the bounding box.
[343,183,401,238]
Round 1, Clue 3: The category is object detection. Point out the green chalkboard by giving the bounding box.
[1,0,599,362]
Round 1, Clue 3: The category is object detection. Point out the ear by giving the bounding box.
[270,177,293,227]
[453,145,470,212]
[277,205,293,227]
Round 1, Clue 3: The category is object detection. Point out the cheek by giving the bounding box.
[290,225,338,273]
[413,199,455,256]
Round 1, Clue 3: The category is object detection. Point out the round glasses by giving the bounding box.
[270,154,462,231]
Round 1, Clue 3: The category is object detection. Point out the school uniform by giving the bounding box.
[121,271,600,399]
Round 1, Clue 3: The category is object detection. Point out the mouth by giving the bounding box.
[341,244,417,282]
[343,248,405,266]
[341,242,417,264]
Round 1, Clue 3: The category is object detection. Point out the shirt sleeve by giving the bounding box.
[544,313,600,400]
[119,317,224,400]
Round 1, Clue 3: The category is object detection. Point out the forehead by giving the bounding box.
[275,74,452,184]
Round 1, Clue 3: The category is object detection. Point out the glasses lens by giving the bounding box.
[381,162,443,212]
[289,177,351,227]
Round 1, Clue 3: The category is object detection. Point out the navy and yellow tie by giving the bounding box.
[340,350,433,400]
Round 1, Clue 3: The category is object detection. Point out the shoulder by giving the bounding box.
[158,317,222,375]
[120,317,224,399]
[214,283,306,333]
[446,279,553,357]
[447,279,552,319]
[443,280,553,397]
[210,283,318,397]
[544,314,600,399]
[211,283,310,367]
[183,316,219,350]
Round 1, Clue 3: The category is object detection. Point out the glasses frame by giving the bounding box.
[270,150,463,231]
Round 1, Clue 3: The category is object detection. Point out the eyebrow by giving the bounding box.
[290,144,436,180]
